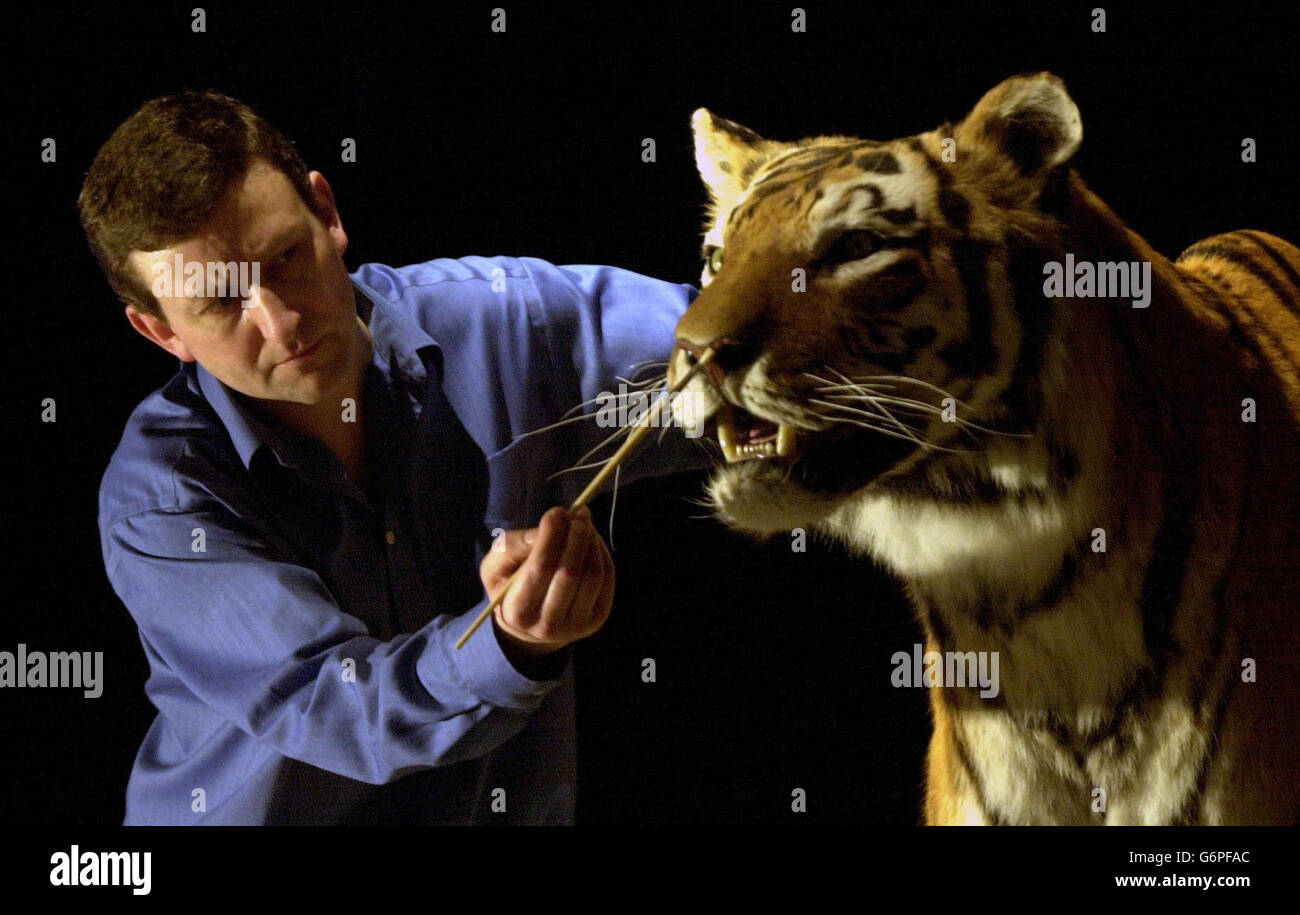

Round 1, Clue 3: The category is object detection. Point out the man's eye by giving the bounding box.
[705,246,724,274]
[275,244,301,266]
[817,229,885,267]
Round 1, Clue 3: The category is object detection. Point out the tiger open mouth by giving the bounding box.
[714,403,800,463]
[704,391,922,499]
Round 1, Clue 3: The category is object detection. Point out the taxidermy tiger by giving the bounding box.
[666,73,1300,825]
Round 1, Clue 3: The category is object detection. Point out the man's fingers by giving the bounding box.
[481,524,540,596]
[564,529,607,633]
[581,527,615,633]
[504,507,571,628]
[539,510,594,631]
[592,531,616,627]
[494,505,613,647]
[493,524,540,563]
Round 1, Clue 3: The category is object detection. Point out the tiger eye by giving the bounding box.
[824,229,884,265]
[708,246,725,274]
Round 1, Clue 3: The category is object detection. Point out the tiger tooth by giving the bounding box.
[717,406,740,462]
[776,423,795,457]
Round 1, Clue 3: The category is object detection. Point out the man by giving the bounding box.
[80,90,704,824]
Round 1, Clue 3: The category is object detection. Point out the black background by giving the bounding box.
[4,0,1299,829]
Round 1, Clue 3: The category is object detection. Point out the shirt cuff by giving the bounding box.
[428,594,568,709]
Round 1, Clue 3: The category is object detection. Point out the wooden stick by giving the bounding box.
[455,346,715,650]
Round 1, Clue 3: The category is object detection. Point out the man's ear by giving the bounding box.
[308,171,348,257]
[953,72,1082,180]
[125,305,196,363]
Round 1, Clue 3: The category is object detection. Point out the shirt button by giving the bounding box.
[385,530,396,545]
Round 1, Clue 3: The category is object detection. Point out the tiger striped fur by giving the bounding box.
[667,73,1300,825]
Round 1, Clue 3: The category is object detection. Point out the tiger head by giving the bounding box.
[668,73,1085,537]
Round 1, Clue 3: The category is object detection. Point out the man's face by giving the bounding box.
[126,160,371,410]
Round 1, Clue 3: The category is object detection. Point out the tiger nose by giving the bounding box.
[676,337,760,388]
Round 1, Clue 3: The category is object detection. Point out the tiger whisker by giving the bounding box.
[548,380,688,484]
[809,402,972,454]
[564,423,639,477]
[558,396,609,419]
[817,391,946,415]
[517,369,671,442]
[615,372,669,391]
[546,458,620,480]
[824,370,1031,440]
[814,413,938,450]
[816,388,981,424]
[822,416,973,455]
[820,391,1021,439]
[558,384,653,421]
[846,373,978,409]
[808,398,928,448]
[818,372,943,437]
[802,371,900,394]
[568,382,675,468]
[624,359,670,381]
[818,367,936,446]
[511,408,611,442]
[807,381,900,395]
[810,385,921,445]
[607,463,621,552]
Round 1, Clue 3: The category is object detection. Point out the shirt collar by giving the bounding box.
[351,271,444,390]
[195,276,443,471]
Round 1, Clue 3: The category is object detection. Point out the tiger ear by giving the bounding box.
[691,109,774,213]
[953,72,1082,179]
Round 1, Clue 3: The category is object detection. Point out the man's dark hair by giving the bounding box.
[77,90,322,322]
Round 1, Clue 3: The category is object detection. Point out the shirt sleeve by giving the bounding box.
[362,256,716,522]
[523,259,715,502]
[102,497,561,786]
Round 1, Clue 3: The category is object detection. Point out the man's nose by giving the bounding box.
[244,285,302,343]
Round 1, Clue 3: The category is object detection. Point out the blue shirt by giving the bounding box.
[98,256,703,824]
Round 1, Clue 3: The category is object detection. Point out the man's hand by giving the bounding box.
[480,505,615,659]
